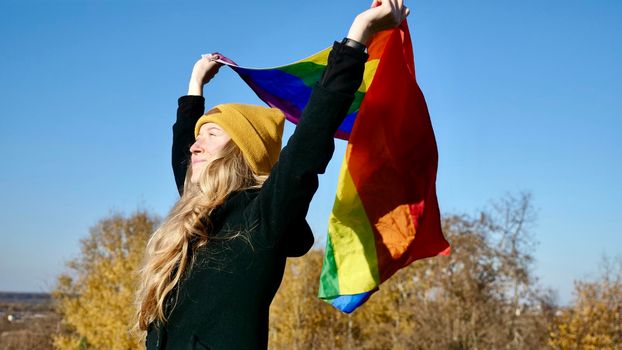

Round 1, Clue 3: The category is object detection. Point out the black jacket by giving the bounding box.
[146,42,368,350]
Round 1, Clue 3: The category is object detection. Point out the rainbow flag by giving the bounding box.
[215,20,450,313]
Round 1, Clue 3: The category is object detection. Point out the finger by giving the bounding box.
[390,0,401,22]
[201,53,220,60]
[371,0,381,8]
[388,0,397,12]
[398,4,406,19]
[402,6,410,20]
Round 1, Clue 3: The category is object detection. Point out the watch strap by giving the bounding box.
[341,37,367,53]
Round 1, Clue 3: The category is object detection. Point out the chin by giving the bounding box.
[191,165,204,181]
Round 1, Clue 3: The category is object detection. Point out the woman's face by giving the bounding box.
[190,122,232,183]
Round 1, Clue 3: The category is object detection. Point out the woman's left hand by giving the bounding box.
[187,53,223,96]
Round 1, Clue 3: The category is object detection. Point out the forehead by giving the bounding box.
[199,122,223,132]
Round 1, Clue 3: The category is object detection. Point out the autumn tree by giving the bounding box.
[52,211,157,350]
[350,192,551,349]
[548,257,622,350]
[268,191,554,349]
[269,250,359,349]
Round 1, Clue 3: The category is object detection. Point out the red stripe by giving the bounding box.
[346,21,450,283]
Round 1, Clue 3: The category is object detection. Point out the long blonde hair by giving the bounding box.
[134,140,267,332]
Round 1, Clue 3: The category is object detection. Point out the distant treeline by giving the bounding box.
[0,292,51,305]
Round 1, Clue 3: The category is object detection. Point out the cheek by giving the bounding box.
[210,140,230,154]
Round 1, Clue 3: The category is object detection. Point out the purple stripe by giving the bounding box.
[221,60,355,139]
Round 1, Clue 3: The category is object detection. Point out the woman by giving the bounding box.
[136,1,410,349]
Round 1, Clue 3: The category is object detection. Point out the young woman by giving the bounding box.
[136,1,410,349]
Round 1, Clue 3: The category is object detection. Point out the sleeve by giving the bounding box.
[244,41,368,253]
[319,41,369,94]
[172,95,205,195]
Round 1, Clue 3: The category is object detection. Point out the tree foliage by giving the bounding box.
[269,192,556,349]
[49,193,622,349]
[52,211,157,350]
[548,257,622,350]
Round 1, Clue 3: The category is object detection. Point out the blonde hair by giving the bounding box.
[134,140,268,332]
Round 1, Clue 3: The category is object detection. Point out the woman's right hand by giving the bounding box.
[188,53,223,96]
[347,0,410,46]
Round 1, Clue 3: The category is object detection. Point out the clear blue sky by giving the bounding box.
[1,0,620,305]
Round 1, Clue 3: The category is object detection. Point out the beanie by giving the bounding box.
[194,103,285,175]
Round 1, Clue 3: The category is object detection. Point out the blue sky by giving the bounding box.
[1,0,620,305]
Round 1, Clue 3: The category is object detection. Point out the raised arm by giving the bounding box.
[172,54,222,195]
[245,0,410,251]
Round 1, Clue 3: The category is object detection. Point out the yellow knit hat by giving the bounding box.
[194,103,285,175]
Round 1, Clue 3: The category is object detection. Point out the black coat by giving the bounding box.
[146,42,368,350]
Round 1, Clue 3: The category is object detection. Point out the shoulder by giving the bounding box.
[229,188,261,204]
[218,188,261,220]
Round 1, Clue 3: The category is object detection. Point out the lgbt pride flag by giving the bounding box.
[215,20,450,313]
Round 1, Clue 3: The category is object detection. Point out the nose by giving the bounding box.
[190,140,202,155]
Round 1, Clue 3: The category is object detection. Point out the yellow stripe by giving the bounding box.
[328,156,380,294]
[358,59,379,93]
[296,48,378,94]
[295,47,331,65]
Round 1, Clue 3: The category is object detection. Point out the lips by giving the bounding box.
[192,159,208,165]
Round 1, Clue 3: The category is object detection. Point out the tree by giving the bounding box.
[52,211,157,350]
[353,192,549,349]
[268,191,553,349]
[548,257,622,350]
[269,250,356,349]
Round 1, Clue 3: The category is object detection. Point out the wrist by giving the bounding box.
[187,80,203,96]
[341,37,367,53]
[347,15,373,45]
[189,74,204,86]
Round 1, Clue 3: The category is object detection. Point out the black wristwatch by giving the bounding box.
[340,37,367,53]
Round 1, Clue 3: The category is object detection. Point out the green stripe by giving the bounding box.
[318,233,340,298]
[348,91,364,114]
[279,61,326,88]
[280,62,366,118]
